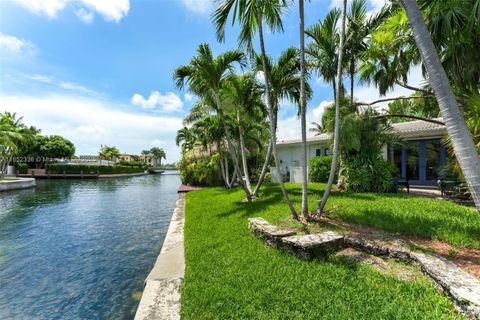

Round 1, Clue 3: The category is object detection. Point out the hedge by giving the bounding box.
[309,156,336,183]
[45,164,145,175]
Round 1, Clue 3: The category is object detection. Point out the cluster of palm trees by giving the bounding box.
[0,112,35,178]
[175,0,480,214]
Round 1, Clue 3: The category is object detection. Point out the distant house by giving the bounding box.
[276,119,447,186]
[119,153,138,162]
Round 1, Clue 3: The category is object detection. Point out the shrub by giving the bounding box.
[340,154,398,193]
[177,153,222,187]
[309,156,337,183]
[45,164,145,175]
[14,162,28,174]
[118,160,147,168]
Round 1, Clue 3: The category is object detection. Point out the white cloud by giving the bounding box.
[0,33,37,57]
[75,8,94,24]
[131,91,184,113]
[79,0,130,22]
[24,74,53,83]
[0,94,183,162]
[11,0,130,23]
[180,0,214,15]
[59,81,96,94]
[12,0,67,18]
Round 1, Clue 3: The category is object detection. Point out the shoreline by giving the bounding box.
[0,177,36,192]
[134,192,186,320]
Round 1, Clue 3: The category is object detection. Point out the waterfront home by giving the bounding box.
[275,119,447,186]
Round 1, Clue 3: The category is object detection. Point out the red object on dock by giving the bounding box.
[178,185,203,193]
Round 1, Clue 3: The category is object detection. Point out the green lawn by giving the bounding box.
[270,184,480,249]
[181,184,469,319]
[0,178,18,182]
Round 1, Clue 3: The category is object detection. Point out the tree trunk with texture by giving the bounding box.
[299,0,309,218]
[257,9,298,218]
[318,0,347,214]
[401,0,480,211]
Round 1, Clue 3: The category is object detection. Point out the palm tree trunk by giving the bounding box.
[299,0,309,219]
[224,154,231,187]
[253,140,272,197]
[216,103,252,201]
[350,60,355,108]
[318,0,347,214]
[237,109,253,193]
[401,0,480,211]
[257,9,298,218]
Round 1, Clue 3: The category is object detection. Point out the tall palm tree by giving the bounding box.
[213,0,298,218]
[150,147,166,166]
[173,43,253,201]
[223,73,266,194]
[99,145,120,164]
[400,0,480,211]
[318,0,348,214]
[306,8,341,98]
[0,112,30,177]
[252,47,311,197]
[299,0,308,218]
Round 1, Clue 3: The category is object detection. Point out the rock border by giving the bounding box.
[248,217,480,320]
[135,193,185,320]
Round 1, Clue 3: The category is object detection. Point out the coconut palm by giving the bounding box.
[213,0,298,218]
[173,43,254,201]
[318,0,348,215]
[309,121,324,136]
[400,0,480,211]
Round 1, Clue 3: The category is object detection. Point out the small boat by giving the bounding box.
[147,168,165,174]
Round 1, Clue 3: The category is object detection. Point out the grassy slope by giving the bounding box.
[182,184,467,319]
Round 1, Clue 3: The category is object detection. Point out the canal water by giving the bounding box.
[0,173,181,319]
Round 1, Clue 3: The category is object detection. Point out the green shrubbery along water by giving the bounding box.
[45,164,145,175]
[177,153,223,186]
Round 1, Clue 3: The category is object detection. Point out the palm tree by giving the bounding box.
[223,73,266,194]
[252,47,311,197]
[99,145,120,164]
[175,126,196,152]
[318,0,348,215]
[400,0,480,211]
[306,8,341,98]
[309,121,324,136]
[0,112,31,177]
[173,43,253,201]
[299,0,308,218]
[213,0,298,218]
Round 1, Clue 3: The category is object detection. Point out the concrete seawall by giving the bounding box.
[135,193,185,320]
[0,178,36,192]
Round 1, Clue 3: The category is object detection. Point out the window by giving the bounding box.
[324,148,331,156]
[315,149,322,156]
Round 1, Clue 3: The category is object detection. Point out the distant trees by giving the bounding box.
[99,145,120,164]
[149,147,166,166]
[0,112,33,176]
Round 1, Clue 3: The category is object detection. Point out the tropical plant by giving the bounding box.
[0,112,32,177]
[309,121,324,135]
[309,155,335,183]
[213,0,299,218]
[318,0,348,215]
[173,43,254,201]
[252,47,311,197]
[400,0,480,211]
[99,145,120,164]
[299,0,309,218]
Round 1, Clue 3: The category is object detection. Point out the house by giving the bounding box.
[119,153,138,162]
[275,119,447,186]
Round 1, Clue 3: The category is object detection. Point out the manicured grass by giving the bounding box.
[279,183,479,249]
[0,178,18,181]
[181,184,465,319]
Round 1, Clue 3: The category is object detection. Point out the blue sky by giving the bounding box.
[0,0,419,162]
